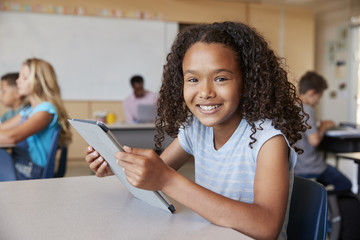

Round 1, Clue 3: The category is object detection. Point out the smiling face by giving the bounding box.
[182,42,243,130]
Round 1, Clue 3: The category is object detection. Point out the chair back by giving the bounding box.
[287,176,328,240]
[54,146,68,178]
[0,149,16,181]
[41,127,61,178]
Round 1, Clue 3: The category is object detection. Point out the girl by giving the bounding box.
[86,22,307,239]
[0,58,72,180]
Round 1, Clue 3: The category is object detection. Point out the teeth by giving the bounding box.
[199,105,219,110]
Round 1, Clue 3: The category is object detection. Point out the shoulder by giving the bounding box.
[33,102,57,113]
[303,104,315,115]
[124,93,135,103]
[144,91,158,99]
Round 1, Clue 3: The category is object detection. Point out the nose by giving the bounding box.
[199,80,215,99]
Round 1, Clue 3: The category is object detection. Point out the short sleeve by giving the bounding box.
[30,102,58,127]
[178,122,194,155]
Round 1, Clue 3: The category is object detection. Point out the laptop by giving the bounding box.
[136,104,157,123]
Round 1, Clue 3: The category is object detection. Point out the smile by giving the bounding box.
[198,104,221,110]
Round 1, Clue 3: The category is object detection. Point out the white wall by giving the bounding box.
[0,11,178,100]
[315,2,359,193]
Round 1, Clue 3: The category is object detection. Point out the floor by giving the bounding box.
[64,158,195,182]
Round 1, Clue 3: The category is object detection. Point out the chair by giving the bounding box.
[41,127,60,178]
[287,176,328,240]
[54,145,68,178]
[0,149,16,181]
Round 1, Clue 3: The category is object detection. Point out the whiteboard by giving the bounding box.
[0,11,178,100]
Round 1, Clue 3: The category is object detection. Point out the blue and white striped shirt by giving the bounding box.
[178,117,296,239]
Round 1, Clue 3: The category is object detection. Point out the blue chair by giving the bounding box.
[287,176,328,240]
[41,127,61,178]
[54,145,68,178]
[0,149,16,181]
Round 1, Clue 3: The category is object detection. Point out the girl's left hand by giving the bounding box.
[115,146,173,191]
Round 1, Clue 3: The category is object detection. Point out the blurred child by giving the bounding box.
[85,22,307,239]
[0,58,72,180]
[0,72,26,123]
[295,71,352,191]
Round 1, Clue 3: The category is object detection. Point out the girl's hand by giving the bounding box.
[85,146,114,177]
[115,146,174,191]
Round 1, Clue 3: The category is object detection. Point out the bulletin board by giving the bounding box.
[0,11,178,100]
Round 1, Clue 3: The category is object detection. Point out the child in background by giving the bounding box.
[0,72,26,123]
[295,71,352,191]
[0,58,72,180]
[85,22,307,239]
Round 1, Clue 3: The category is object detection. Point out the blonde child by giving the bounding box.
[0,58,72,180]
[85,22,307,239]
[0,72,26,123]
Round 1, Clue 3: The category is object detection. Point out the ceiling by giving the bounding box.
[211,0,354,12]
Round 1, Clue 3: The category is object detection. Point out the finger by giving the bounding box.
[85,145,94,154]
[89,156,104,173]
[96,161,108,177]
[85,150,99,164]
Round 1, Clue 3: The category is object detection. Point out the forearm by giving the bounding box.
[0,130,18,144]
[162,169,284,240]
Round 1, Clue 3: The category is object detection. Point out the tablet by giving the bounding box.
[68,118,175,213]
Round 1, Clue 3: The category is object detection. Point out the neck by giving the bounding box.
[213,115,242,150]
[28,96,43,108]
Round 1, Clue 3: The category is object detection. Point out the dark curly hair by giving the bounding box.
[155,21,308,153]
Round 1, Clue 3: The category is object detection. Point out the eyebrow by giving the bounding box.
[183,69,234,75]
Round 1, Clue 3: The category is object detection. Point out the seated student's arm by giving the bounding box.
[116,135,289,240]
[0,114,22,130]
[308,120,335,147]
[0,111,53,144]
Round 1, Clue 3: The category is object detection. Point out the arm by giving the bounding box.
[308,120,335,147]
[116,135,289,240]
[0,111,53,144]
[84,138,192,177]
[0,114,22,130]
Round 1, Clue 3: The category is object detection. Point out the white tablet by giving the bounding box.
[68,118,175,213]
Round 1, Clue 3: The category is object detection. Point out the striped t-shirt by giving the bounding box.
[178,117,296,239]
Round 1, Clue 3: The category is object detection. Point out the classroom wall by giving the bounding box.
[313,1,359,193]
[1,0,315,160]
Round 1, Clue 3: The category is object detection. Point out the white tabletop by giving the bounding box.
[0,176,251,240]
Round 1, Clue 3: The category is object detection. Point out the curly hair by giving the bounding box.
[155,22,308,153]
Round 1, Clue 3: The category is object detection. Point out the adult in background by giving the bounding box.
[123,75,157,123]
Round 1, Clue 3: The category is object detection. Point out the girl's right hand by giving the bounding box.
[85,146,114,177]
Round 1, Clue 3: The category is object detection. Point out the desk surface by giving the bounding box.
[337,152,360,162]
[0,176,250,240]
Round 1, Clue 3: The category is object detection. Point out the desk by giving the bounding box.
[336,152,360,195]
[318,130,360,167]
[0,176,250,240]
[109,123,173,150]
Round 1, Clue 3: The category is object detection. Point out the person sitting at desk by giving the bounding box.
[123,75,158,123]
[85,22,308,239]
[0,58,72,180]
[295,71,352,191]
[0,72,27,123]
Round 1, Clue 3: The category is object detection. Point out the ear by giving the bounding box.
[307,89,317,97]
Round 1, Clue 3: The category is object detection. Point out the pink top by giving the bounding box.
[123,91,158,123]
